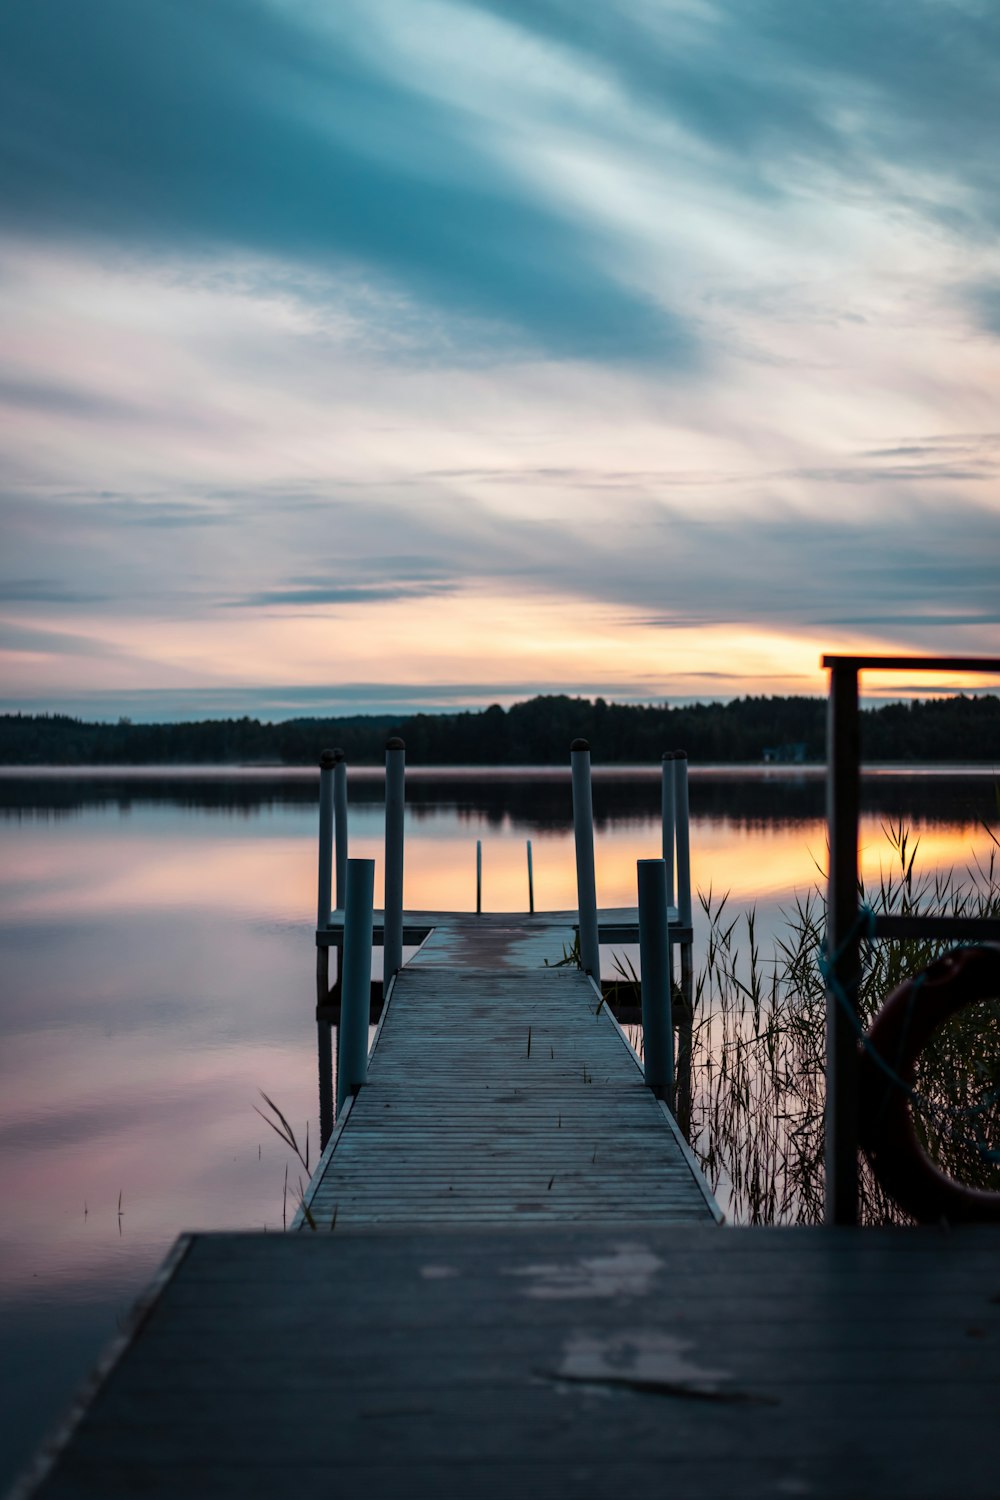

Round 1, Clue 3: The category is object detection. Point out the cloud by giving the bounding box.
[0,377,147,424]
[465,0,1000,226]
[0,0,690,363]
[0,621,130,660]
[0,580,102,606]
[226,580,459,608]
[966,282,1000,337]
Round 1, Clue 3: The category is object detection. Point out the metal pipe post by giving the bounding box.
[333,750,348,911]
[661,752,676,908]
[337,857,374,1116]
[674,750,692,929]
[476,840,482,915]
[570,739,601,982]
[317,749,336,930]
[383,738,405,981]
[526,839,535,914]
[637,858,674,1100]
[825,663,862,1226]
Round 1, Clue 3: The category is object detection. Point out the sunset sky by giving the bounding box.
[2,0,999,719]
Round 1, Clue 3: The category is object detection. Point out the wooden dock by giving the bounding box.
[302,913,713,1230]
[18,912,1000,1498]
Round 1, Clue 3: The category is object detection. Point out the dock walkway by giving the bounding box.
[302,913,714,1229]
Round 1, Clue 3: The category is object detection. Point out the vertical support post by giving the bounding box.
[316,749,336,995]
[526,839,535,914]
[637,858,674,1101]
[825,664,862,1226]
[337,857,374,1116]
[333,750,348,911]
[317,749,336,930]
[476,840,482,915]
[661,752,676,908]
[673,749,694,1118]
[673,750,692,929]
[383,737,405,982]
[571,738,601,983]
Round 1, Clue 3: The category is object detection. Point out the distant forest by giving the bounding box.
[1,693,998,766]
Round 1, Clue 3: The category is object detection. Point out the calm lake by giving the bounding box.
[0,765,996,1487]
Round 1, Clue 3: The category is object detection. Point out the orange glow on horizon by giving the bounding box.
[4,596,997,708]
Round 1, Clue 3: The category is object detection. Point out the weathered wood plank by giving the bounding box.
[26,1225,1000,1499]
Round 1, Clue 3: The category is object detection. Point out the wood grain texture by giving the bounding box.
[26,1225,1000,1499]
[304,912,714,1227]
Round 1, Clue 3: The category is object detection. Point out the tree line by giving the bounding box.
[1,693,997,765]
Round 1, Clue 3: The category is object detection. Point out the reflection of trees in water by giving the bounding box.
[1,769,995,830]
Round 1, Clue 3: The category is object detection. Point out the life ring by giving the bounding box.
[858,943,1000,1224]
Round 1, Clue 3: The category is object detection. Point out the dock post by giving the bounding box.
[673,750,692,931]
[337,856,375,1116]
[825,662,861,1226]
[661,751,676,907]
[570,738,601,982]
[383,737,405,982]
[637,858,674,1101]
[526,839,534,914]
[476,840,482,915]
[673,750,694,1045]
[334,749,348,912]
[316,748,337,993]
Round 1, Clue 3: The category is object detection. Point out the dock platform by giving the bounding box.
[22,1223,1000,1498]
[303,912,713,1229]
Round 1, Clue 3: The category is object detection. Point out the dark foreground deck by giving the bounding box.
[21,1223,1000,1499]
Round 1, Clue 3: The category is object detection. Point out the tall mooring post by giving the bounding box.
[383,737,405,983]
[660,751,677,908]
[637,857,674,1101]
[666,749,695,1137]
[673,750,692,933]
[317,748,337,931]
[334,749,348,912]
[570,738,601,983]
[824,661,861,1226]
[337,857,375,1116]
[316,747,346,995]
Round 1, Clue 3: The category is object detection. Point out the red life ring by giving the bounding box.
[858,944,1000,1224]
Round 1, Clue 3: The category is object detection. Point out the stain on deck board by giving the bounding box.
[22,1225,1000,1499]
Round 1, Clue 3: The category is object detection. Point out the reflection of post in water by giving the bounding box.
[317,943,340,1149]
[675,946,694,1141]
[317,1016,334,1150]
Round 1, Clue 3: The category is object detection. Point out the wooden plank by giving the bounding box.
[25,1225,1000,1499]
[316,907,690,947]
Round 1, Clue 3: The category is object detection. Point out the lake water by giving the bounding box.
[0,765,996,1487]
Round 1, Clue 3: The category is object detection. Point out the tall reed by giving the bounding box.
[677,822,1000,1225]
